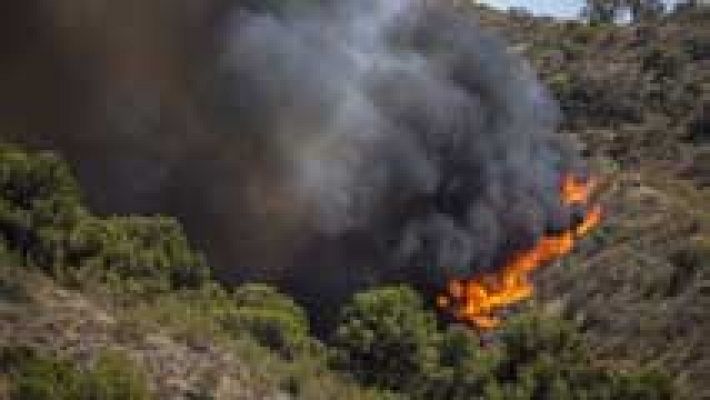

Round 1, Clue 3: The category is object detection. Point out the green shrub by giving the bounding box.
[0,146,208,292]
[498,313,587,372]
[0,145,85,269]
[3,347,152,400]
[495,313,676,399]
[11,355,82,400]
[604,369,675,399]
[80,350,152,400]
[329,285,441,392]
[221,284,313,358]
[327,297,678,399]
[436,326,502,400]
[547,71,572,93]
[67,216,209,291]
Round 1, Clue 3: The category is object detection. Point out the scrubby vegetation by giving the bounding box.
[0,141,680,399]
[1,347,151,400]
[470,2,709,397]
[329,285,674,399]
[0,145,209,292]
[0,1,707,399]
[475,2,708,180]
[0,145,394,399]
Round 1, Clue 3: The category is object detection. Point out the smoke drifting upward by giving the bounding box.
[0,0,580,305]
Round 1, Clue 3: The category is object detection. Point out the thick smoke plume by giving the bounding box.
[0,0,578,309]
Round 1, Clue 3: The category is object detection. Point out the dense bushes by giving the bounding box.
[0,145,683,398]
[495,315,674,399]
[0,146,85,268]
[116,282,398,399]
[499,11,708,174]
[66,216,208,291]
[1,347,151,400]
[330,286,441,392]
[0,145,208,292]
[222,283,315,358]
[435,326,503,399]
[329,286,676,399]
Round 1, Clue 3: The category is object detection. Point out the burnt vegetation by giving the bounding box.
[0,0,708,399]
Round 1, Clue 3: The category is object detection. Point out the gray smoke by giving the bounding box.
[0,0,578,304]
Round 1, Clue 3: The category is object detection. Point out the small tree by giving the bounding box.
[0,146,208,292]
[0,145,85,268]
[329,285,440,392]
[67,216,208,291]
[437,326,502,400]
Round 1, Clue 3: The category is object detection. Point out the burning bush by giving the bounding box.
[438,174,603,329]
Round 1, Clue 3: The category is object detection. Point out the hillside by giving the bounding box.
[0,146,389,399]
[470,4,709,396]
[460,3,710,396]
[0,1,708,399]
[0,264,285,399]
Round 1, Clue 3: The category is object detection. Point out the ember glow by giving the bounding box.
[438,174,602,330]
[561,174,598,206]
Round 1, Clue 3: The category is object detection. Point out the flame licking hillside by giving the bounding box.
[437,175,602,330]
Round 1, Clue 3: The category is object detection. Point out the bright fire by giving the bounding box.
[437,174,602,330]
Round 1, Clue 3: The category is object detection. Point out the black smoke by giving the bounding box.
[0,0,579,311]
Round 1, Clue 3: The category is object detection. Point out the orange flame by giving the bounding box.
[560,174,597,205]
[438,174,602,330]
